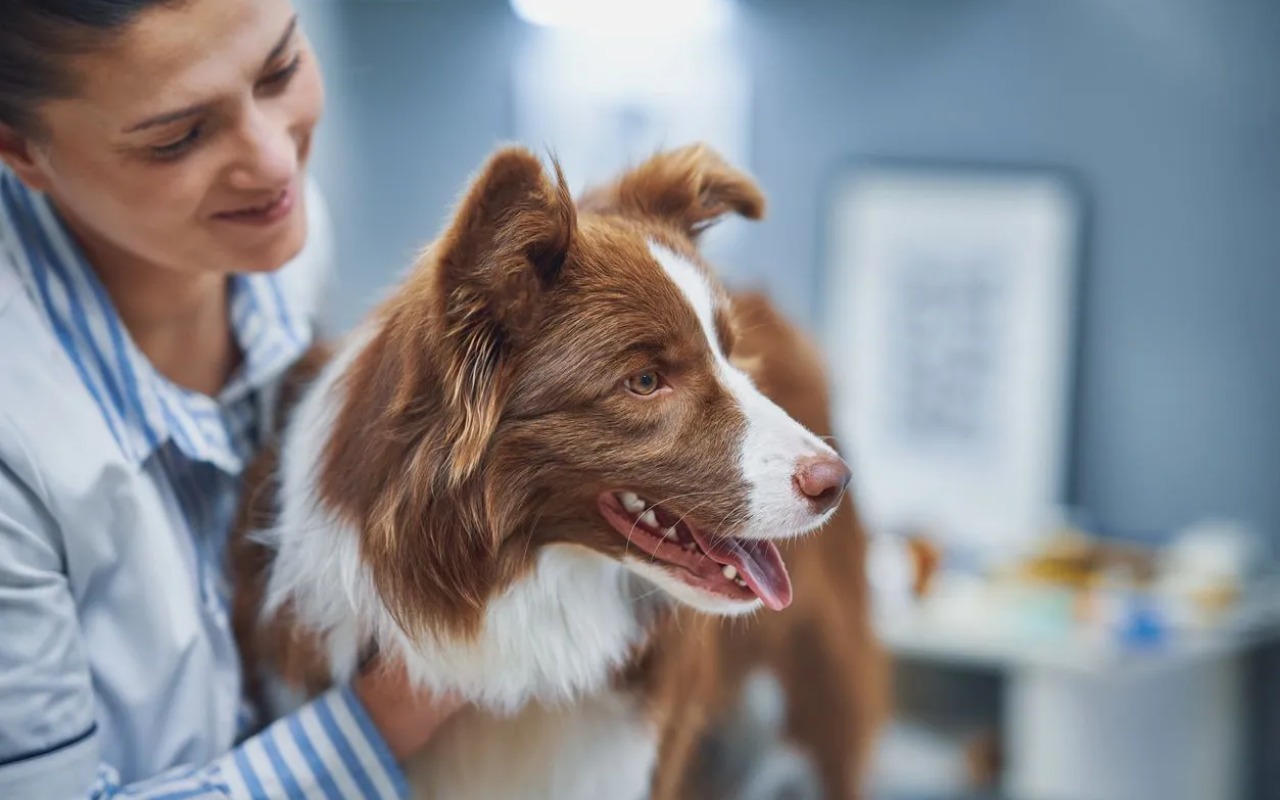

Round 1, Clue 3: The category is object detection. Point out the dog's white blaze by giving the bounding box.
[648,242,838,537]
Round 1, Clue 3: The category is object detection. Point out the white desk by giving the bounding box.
[874,580,1280,800]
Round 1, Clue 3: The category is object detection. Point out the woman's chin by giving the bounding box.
[213,208,309,275]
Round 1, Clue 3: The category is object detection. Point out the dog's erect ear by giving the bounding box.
[436,147,576,331]
[579,143,765,238]
[429,147,575,484]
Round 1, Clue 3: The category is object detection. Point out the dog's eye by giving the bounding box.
[625,370,663,397]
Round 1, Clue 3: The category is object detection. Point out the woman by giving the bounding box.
[0,1,460,797]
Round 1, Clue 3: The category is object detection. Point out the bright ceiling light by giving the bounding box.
[509,0,733,35]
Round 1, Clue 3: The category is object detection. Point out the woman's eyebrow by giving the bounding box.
[122,15,299,135]
[262,15,300,70]
[124,103,204,134]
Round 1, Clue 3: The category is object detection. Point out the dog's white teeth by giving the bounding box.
[663,527,679,540]
[639,510,658,528]
[735,578,747,588]
[722,565,738,581]
[619,492,646,514]
[682,541,696,551]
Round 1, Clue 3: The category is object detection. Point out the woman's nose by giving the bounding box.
[227,108,298,191]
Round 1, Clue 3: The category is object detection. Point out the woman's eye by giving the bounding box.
[625,371,663,397]
[149,124,204,161]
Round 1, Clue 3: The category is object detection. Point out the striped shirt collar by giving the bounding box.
[0,169,311,474]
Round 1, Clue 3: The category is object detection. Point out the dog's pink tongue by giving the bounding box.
[693,532,793,611]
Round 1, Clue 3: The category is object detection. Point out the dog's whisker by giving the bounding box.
[629,582,670,606]
[650,497,716,569]
[684,502,744,571]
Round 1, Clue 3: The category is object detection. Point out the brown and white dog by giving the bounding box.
[233,144,863,799]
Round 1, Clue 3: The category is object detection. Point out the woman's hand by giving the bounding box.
[353,658,464,761]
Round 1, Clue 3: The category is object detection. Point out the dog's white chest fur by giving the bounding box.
[404,689,656,800]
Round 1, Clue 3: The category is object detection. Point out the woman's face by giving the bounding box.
[5,0,324,276]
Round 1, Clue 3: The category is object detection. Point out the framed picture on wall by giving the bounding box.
[823,162,1084,552]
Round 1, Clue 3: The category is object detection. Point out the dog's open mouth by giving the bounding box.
[598,491,793,611]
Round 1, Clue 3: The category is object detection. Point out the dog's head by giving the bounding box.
[319,145,848,645]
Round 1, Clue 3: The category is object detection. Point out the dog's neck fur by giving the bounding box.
[261,325,656,712]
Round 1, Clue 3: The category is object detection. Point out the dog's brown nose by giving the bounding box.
[793,455,851,514]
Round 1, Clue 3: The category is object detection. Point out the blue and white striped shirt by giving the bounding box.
[0,169,409,800]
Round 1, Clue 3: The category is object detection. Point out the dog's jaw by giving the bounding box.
[261,325,648,712]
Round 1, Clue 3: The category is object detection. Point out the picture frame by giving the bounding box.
[822,161,1085,552]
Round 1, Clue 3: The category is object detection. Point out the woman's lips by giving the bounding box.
[214,184,295,227]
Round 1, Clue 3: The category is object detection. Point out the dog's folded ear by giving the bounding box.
[579,143,765,239]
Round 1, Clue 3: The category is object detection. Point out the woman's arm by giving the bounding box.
[0,457,452,800]
[86,686,408,799]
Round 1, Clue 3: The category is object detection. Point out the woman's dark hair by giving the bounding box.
[0,0,180,135]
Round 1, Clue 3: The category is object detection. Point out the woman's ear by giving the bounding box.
[0,124,52,193]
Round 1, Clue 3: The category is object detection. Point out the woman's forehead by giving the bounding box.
[52,0,298,132]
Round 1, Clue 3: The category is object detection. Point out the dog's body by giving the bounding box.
[233,145,878,799]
